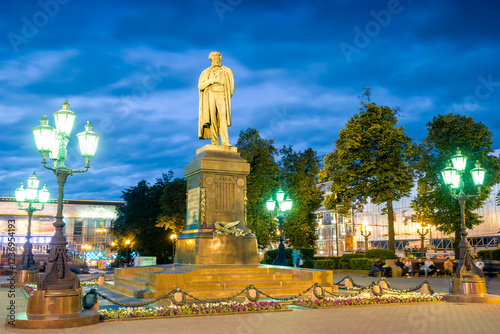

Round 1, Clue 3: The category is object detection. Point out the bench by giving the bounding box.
[407,260,451,277]
[483,260,500,277]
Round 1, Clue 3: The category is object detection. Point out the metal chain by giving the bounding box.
[254,284,315,301]
[96,290,174,308]
[183,287,248,304]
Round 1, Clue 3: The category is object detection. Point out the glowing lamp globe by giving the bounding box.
[77,121,100,158]
[266,198,276,211]
[276,189,285,202]
[53,99,77,137]
[471,161,486,187]
[441,165,458,186]
[282,198,293,211]
[38,184,50,203]
[32,115,56,154]
[15,184,26,202]
[451,149,467,172]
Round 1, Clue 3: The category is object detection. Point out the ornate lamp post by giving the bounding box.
[15,172,50,283]
[416,223,429,258]
[24,99,100,324]
[360,221,371,252]
[170,234,178,260]
[441,148,487,296]
[266,189,293,266]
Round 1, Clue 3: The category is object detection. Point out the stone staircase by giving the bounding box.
[104,265,337,301]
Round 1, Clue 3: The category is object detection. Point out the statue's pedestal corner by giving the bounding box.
[196,144,238,155]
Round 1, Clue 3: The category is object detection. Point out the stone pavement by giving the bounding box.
[1,275,500,334]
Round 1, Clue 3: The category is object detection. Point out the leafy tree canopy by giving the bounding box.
[321,92,415,252]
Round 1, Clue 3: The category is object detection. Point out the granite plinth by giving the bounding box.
[176,145,259,265]
[444,294,500,303]
[5,310,100,329]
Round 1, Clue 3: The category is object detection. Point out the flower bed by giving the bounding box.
[294,293,444,308]
[99,301,287,320]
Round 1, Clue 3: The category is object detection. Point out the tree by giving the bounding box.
[236,128,279,248]
[156,177,187,235]
[280,146,324,248]
[322,95,415,252]
[110,172,177,264]
[411,113,500,258]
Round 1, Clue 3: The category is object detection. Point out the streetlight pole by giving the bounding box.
[266,189,293,266]
[416,223,429,259]
[360,221,371,252]
[441,148,487,295]
[15,172,50,282]
[170,233,177,261]
[31,100,100,291]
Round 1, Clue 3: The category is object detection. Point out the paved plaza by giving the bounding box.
[1,275,500,334]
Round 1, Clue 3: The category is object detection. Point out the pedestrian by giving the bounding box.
[370,258,383,277]
[403,257,413,277]
[292,249,300,267]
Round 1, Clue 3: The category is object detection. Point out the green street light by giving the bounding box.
[266,189,293,266]
[15,172,50,277]
[31,99,100,292]
[441,147,487,296]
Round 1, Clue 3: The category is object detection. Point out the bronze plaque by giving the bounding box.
[186,187,200,228]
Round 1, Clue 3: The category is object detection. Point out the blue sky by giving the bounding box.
[1,0,499,201]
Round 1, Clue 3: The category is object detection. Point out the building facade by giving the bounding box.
[0,197,123,259]
[314,182,500,256]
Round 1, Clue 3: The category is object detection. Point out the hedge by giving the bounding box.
[350,258,373,270]
[365,249,398,260]
[477,249,500,261]
[477,250,492,260]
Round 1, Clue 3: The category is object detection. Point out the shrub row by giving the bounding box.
[477,249,500,261]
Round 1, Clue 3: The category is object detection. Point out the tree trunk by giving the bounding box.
[387,199,395,253]
[454,228,460,259]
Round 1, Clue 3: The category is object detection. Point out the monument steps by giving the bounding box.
[185,279,305,290]
[189,273,293,283]
[103,281,153,299]
[114,276,150,289]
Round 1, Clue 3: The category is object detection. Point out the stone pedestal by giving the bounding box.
[175,145,259,265]
[16,270,38,284]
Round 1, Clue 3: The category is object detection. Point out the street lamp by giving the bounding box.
[416,223,429,259]
[82,244,92,267]
[31,100,99,291]
[15,172,50,282]
[170,234,177,261]
[360,221,371,252]
[441,148,487,295]
[266,189,293,266]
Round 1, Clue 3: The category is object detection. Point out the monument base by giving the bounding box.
[16,270,39,284]
[175,234,260,265]
[449,277,487,295]
[5,288,100,329]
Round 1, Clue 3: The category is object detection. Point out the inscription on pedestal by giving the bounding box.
[187,187,200,228]
[215,176,234,214]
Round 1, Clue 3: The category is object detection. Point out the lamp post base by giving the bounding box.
[16,270,39,284]
[450,277,488,295]
[272,242,288,266]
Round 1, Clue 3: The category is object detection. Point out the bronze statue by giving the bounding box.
[198,51,235,146]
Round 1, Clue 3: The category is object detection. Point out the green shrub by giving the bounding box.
[491,249,500,261]
[477,250,493,260]
[350,258,373,270]
[365,249,397,260]
[313,259,337,270]
[340,253,365,262]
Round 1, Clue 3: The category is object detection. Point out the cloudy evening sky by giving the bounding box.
[1,0,499,201]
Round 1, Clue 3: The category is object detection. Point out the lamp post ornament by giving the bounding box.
[266,189,293,266]
[360,221,371,252]
[441,147,487,295]
[15,172,50,271]
[416,223,429,259]
[31,99,100,291]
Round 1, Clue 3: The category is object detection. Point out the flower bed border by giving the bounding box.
[295,300,446,309]
[100,308,292,322]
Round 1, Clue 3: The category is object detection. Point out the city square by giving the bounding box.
[1,0,500,333]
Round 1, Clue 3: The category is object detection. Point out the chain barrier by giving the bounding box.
[90,276,435,308]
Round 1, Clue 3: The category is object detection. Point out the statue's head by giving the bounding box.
[209,51,222,66]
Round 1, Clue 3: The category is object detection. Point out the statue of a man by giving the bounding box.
[198,51,235,147]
